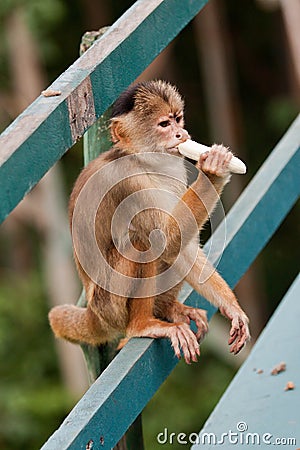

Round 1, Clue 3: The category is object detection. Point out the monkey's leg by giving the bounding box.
[154,267,209,342]
[125,296,200,364]
[182,247,250,354]
[109,250,199,363]
[130,252,203,362]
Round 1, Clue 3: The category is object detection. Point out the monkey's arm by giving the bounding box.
[161,146,250,353]
[162,145,232,261]
[180,245,250,354]
[184,144,232,229]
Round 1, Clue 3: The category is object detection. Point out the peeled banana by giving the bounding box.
[178,140,247,174]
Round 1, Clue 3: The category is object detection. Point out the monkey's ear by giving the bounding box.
[110,118,125,143]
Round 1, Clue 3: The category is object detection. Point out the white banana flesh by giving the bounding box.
[178,140,247,174]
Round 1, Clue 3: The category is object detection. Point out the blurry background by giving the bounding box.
[0,0,299,449]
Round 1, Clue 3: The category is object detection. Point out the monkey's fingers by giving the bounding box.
[199,145,232,177]
[179,326,200,364]
[228,319,250,355]
[170,305,208,344]
[228,316,240,341]
[196,152,209,167]
[193,312,209,342]
[190,310,208,341]
[169,324,200,364]
[219,305,250,354]
[229,333,247,355]
[170,330,182,361]
[175,328,193,364]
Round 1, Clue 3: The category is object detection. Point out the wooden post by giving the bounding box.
[78,29,144,450]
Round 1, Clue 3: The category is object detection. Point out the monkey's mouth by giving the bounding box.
[166,146,180,155]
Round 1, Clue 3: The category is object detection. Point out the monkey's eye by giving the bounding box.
[175,115,183,123]
[159,120,170,128]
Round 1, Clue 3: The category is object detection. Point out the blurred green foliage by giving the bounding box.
[0,271,74,450]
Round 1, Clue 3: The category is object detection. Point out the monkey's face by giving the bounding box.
[131,105,190,155]
[111,108,190,155]
[110,80,190,154]
[154,111,190,155]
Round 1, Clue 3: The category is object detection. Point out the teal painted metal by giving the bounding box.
[41,116,299,450]
[0,100,72,223]
[0,0,209,224]
[41,339,176,450]
[192,273,300,449]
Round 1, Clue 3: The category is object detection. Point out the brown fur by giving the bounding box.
[49,80,250,363]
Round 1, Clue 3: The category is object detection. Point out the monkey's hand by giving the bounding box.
[196,144,232,179]
[219,305,250,354]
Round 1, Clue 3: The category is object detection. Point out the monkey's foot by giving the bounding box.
[219,306,250,354]
[169,304,209,342]
[168,323,200,364]
[117,337,129,350]
[124,319,200,364]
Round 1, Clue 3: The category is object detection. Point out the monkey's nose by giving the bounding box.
[177,129,190,142]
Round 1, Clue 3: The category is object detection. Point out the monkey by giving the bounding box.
[49,80,250,364]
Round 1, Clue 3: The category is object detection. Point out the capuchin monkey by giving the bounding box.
[49,80,250,364]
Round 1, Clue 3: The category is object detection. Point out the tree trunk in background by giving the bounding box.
[5,9,44,112]
[5,8,88,396]
[279,0,300,103]
[194,0,267,340]
[194,0,244,189]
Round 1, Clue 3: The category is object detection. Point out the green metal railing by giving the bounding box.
[0,0,299,449]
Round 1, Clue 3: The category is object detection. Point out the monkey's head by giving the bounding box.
[110,80,190,154]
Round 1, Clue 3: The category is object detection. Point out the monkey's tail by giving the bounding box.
[48,304,108,346]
